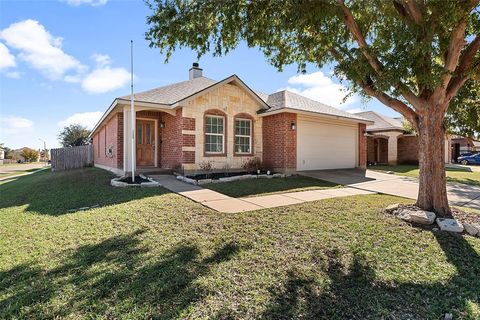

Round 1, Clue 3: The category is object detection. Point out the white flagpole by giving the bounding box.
[130,40,135,182]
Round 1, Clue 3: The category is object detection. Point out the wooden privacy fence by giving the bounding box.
[51,144,94,172]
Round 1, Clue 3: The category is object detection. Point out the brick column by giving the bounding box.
[358,123,367,169]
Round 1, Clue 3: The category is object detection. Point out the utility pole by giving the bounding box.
[130,40,135,182]
[38,138,47,166]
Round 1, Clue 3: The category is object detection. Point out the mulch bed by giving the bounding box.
[185,170,273,180]
[117,176,150,184]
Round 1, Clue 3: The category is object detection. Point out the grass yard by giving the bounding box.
[204,175,341,197]
[371,164,480,187]
[0,167,46,179]
[1,168,479,319]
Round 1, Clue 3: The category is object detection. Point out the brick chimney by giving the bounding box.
[189,62,203,79]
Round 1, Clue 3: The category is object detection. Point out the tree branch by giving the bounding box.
[446,34,480,101]
[438,19,468,93]
[403,0,423,24]
[336,0,382,74]
[393,0,423,24]
[361,83,418,127]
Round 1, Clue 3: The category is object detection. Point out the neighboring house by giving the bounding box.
[354,111,450,165]
[90,63,372,175]
[451,136,480,161]
[12,147,27,163]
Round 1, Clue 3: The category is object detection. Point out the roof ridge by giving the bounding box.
[374,111,403,128]
[121,76,217,99]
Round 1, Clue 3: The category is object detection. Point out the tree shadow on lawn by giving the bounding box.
[0,167,170,216]
[263,233,480,319]
[0,229,243,319]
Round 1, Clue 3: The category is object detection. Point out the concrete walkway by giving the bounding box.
[300,169,480,211]
[447,163,480,172]
[148,175,375,213]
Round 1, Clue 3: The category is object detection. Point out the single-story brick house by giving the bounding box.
[354,111,451,165]
[90,64,372,175]
[451,136,480,161]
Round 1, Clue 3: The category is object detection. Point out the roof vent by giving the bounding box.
[189,62,203,80]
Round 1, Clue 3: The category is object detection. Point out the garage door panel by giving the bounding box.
[297,119,357,170]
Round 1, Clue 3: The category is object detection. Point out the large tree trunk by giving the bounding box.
[416,112,451,217]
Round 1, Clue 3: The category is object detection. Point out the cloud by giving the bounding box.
[58,111,103,129]
[0,20,85,79]
[63,0,108,6]
[5,71,21,79]
[282,71,357,109]
[81,54,131,94]
[0,42,16,69]
[0,115,34,136]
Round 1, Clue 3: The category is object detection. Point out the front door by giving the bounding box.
[136,119,155,167]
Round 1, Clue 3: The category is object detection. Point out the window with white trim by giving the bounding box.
[235,118,252,154]
[205,115,225,153]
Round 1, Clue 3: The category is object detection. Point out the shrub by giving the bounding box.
[242,157,262,172]
[198,161,214,178]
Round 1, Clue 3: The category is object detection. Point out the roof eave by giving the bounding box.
[258,108,374,125]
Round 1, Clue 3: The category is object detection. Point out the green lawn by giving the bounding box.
[204,175,341,197]
[371,164,480,187]
[0,167,46,179]
[1,168,479,319]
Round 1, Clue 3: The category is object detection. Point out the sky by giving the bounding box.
[0,0,396,150]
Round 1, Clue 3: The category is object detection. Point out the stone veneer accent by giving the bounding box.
[262,113,297,172]
[181,82,264,171]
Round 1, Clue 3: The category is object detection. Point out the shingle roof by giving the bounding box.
[261,90,369,122]
[116,76,369,122]
[354,111,404,131]
[120,76,216,105]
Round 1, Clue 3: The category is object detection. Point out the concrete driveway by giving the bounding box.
[300,169,480,211]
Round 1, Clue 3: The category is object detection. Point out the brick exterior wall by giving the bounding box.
[182,134,195,147]
[398,135,419,164]
[182,117,195,130]
[358,123,367,168]
[182,151,195,164]
[117,112,123,169]
[262,113,297,171]
[161,109,184,169]
[93,113,119,169]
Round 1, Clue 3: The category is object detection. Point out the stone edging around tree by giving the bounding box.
[386,204,480,237]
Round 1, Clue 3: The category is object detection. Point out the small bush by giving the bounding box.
[198,161,214,178]
[242,157,263,172]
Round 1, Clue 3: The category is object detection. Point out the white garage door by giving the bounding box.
[297,116,358,170]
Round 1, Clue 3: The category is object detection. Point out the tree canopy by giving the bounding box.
[145,0,480,215]
[146,0,479,125]
[20,148,39,162]
[58,124,91,147]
